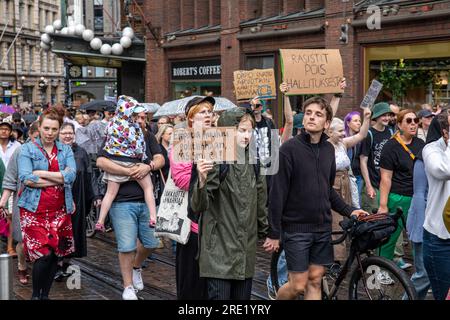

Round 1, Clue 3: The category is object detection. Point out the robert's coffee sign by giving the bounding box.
[171,59,221,81]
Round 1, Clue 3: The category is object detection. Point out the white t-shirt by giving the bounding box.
[422,137,450,239]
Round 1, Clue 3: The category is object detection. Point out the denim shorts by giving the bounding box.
[282,231,333,273]
[109,201,160,252]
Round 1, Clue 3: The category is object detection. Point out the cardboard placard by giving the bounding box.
[360,79,383,109]
[280,49,344,94]
[172,127,237,163]
[233,69,276,101]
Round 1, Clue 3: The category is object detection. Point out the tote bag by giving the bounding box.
[154,171,191,244]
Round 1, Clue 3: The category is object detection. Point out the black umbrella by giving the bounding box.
[80,100,116,113]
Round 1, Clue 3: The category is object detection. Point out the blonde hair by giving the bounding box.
[187,101,213,127]
[155,123,174,144]
[329,117,344,132]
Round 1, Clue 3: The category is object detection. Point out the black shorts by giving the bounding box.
[282,231,333,273]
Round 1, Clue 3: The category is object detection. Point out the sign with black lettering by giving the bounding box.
[172,127,237,163]
[280,49,344,94]
[233,69,276,101]
[171,59,221,81]
[360,79,383,109]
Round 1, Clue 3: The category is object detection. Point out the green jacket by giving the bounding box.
[191,157,268,280]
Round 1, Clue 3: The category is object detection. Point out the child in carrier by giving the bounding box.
[95,95,157,231]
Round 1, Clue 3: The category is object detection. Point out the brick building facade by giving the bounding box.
[143,0,450,125]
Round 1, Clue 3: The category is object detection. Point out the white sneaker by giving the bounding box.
[377,270,395,285]
[122,285,138,300]
[132,268,144,291]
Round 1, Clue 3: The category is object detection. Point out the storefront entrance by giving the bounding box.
[364,41,450,108]
[170,58,221,99]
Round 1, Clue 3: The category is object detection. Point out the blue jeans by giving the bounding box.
[406,242,430,300]
[423,229,450,300]
[267,250,288,289]
[109,201,160,252]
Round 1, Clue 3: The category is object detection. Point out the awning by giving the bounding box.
[50,34,146,68]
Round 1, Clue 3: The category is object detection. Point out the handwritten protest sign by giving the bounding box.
[360,79,383,109]
[280,49,344,94]
[233,69,276,101]
[172,127,237,163]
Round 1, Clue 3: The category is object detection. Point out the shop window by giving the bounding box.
[23,86,33,103]
[94,0,104,33]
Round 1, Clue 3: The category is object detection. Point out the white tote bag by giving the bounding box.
[154,171,191,244]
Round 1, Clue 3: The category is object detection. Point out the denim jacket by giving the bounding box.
[17,138,76,213]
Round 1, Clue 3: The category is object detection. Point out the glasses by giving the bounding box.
[60,132,74,136]
[405,118,419,124]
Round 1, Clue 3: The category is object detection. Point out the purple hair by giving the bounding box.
[344,111,361,137]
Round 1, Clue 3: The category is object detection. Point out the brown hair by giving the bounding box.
[239,113,255,128]
[29,121,40,135]
[187,101,213,128]
[397,109,416,124]
[39,106,64,127]
[302,96,333,121]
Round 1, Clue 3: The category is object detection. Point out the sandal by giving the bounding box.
[95,223,106,232]
[18,269,29,285]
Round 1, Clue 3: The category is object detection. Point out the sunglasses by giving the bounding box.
[405,118,419,124]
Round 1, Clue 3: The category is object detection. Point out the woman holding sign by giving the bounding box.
[191,107,268,300]
[169,96,215,300]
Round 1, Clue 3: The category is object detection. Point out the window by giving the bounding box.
[96,67,105,77]
[94,0,104,33]
[23,86,33,103]
[8,43,14,70]
[29,46,33,71]
[21,46,26,71]
[28,5,33,28]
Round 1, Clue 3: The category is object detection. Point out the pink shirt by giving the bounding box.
[169,149,199,234]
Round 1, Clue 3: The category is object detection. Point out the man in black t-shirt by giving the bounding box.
[97,111,165,300]
[360,102,394,212]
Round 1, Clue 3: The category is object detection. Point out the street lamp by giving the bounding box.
[38,77,48,104]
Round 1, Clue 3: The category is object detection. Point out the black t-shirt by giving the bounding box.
[97,132,162,202]
[379,137,425,197]
[360,127,393,189]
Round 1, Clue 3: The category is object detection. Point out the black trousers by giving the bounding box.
[206,278,253,300]
[175,232,208,300]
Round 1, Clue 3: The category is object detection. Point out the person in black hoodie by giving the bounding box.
[264,96,367,300]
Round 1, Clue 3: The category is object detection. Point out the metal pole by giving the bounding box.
[0,254,13,300]
[13,0,19,98]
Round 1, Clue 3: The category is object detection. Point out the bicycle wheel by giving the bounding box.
[348,256,417,300]
[86,206,97,238]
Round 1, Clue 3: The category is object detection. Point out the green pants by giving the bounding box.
[361,184,380,214]
[378,193,412,261]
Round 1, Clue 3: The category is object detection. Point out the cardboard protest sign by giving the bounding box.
[280,49,344,94]
[172,127,237,163]
[360,79,383,109]
[233,69,276,101]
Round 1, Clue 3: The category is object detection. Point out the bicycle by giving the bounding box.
[270,208,417,300]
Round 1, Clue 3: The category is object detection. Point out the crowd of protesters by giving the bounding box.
[0,81,449,302]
